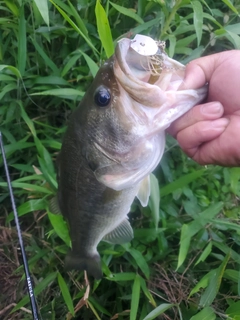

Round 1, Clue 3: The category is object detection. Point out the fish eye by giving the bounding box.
[94,86,111,107]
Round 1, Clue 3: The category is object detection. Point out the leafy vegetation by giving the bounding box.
[1,0,240,319]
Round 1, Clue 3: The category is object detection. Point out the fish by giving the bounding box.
[56,34,207,279]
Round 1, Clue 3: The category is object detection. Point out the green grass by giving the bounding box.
[1,0,240,319]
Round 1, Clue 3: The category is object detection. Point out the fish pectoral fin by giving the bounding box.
[102,219,133,244]
[136,175,150,207]
[49,196,61,214]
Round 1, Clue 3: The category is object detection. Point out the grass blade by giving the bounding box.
[226,301,240,318]
[222,0,239,14]
[192,1,203,46]
[195,241,212,266]
[160,169,205,197]
[0,64,21,78]
[0,83,17,100]
[106,272,136,281]
[200,254,230,307]
[79,50,99,77]
[7,199,47,222]
[190,307,216,320]
[11,272,57,312]
[61,53,82,77]
[4,0,19,16]
[50,0,98,54]
[67,0,88,36]
[226,30,240,49]
[95,0,114,58]
[189,270,215,297]
[149,173,160,229]
[19,102,36,136]
[88,296,111,316]
[110,2,144,24]
[37,155,57,190]
[33,0,49,26]
[128,248,150,279]
[139,276,156,307]
[210,219,240,232]
[31,37,60,75]
[130,274,141,320]
[48,211,71,247]
[0,181,53,194]
[177,202,223,269]
[57,272,75,316]
[88,301,101,320]
[143,303,175,320]
[18,5,26,76]
[177,224,193,270]
[30,88,85,99]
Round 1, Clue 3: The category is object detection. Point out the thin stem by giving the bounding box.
[160,0,183,38]
[177,304,183,320]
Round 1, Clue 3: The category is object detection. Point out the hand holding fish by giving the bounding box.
[168,50,240,166]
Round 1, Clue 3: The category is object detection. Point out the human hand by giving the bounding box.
[168,50,240,166]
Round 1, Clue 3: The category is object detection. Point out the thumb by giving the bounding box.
[180,53,220,90]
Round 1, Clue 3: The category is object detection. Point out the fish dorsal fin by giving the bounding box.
[102,219,133,244]
[136,175,150,207]
[49,196,61,214]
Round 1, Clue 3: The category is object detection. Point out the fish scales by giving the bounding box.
[58,127,138,279]
[56,34,208,278]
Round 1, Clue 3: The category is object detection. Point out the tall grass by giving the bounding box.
[1,0,240,319]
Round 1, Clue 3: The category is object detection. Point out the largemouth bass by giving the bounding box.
[57,34,207,279]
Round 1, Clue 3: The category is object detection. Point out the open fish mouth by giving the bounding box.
[114,34,207,109]
[116,35,184,86]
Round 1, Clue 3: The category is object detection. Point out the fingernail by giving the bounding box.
[211,118,229,130]
[201,102,222,115]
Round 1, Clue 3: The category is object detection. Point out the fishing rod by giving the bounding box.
[0,132,40,320]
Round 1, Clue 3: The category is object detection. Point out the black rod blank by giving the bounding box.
[0,132,40,320]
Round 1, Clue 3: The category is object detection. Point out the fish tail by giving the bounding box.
[65,251,102,279]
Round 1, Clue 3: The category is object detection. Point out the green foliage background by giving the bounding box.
[0,0,240,319]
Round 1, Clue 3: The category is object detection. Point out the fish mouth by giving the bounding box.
[114,35,207,109]
[114,36,187,104]
[116,37,184,82]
